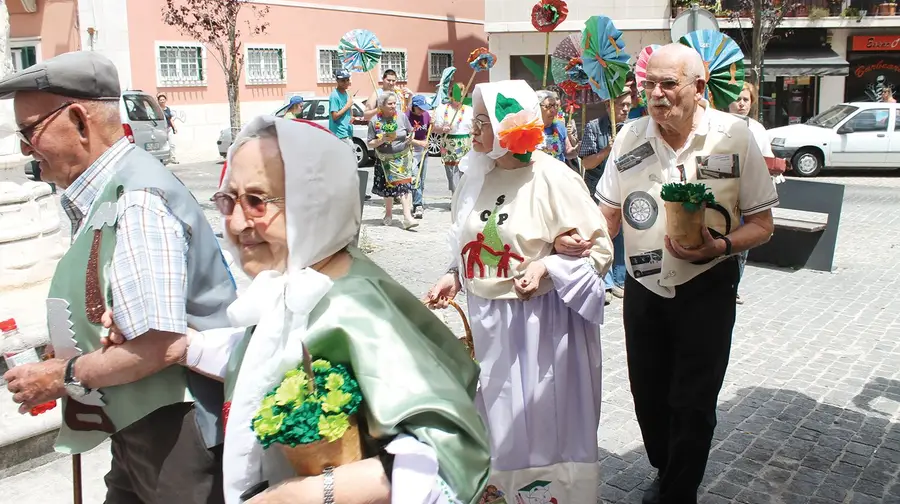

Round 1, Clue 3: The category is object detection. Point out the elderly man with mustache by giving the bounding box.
[558,43,778,504]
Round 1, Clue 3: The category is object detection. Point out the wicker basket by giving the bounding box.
[427,298,474,360]
[278,415,364,476]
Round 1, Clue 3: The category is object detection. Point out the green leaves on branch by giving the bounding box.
[660,182,717,212]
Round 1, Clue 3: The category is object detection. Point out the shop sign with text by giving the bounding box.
[851,36,900,52]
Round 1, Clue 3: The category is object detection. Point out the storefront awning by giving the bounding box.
[743,49,849,77]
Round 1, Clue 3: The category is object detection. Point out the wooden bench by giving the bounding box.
[747,179,844,272]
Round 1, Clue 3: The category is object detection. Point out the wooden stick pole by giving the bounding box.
[542,33,550,87]
[610,98,617,141]
[72,454,83,504]
[367,69,379,93]
[580,90,587,179]
[416,121,434,182]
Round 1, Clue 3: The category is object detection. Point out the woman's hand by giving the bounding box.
[554,230,592,257]
[247,458,390,504]
[514,260,547,301]
[424,272,461,309]
[441,125,451,134]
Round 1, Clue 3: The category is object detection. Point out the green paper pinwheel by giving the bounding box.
[679,30,745,111]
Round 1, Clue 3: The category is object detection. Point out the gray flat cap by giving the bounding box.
[0,51,120,100]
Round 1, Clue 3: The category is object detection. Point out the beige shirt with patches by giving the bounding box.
[453,151,613,300]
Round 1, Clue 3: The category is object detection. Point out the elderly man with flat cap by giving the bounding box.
[1,51,236,503]
[558,43,778,503]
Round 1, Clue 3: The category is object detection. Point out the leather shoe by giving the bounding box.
[642,477,661,504]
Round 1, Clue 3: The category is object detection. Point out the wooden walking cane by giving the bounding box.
[579,89,587,179]
[73,454,83,504]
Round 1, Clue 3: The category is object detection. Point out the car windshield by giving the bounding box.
[123,94,164,123]
[807,105,858,128]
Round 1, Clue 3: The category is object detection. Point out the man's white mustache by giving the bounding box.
[650,98,672,107]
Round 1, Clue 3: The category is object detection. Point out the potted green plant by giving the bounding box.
[808,6,829,19]
[659,182,717,249]
[841,6,860,17]
[672,0,690,17]
[252,357,365,476]
[879,2,897,15]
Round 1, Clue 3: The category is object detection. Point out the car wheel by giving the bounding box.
[353,139,370,167]
[633,270,643,279]
[427,132,441,157]
[791,148,823,177]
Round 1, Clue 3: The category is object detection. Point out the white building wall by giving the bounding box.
[820,29,850,112]
[76,0,133,90]
[489,30,672,82]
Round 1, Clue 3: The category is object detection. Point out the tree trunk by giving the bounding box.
[750,0,764,121]
[228,80,241,139]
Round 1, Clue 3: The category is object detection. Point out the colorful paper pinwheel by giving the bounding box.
[468,47,497,72]
[582,16,631,138]
[550,34,601,107]
[582,16,630,101]
[339,29,383,89]
[679,29,745,110]
[532,0,569,86]
[431,66,457,108]
[531,0,568,32]
[634,44,660,93]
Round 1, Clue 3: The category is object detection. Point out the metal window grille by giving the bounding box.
[381,50,407,81]
[248,47,286,84]
[318,49,343,83]
[157,45,205,87]
[429,51,452,81]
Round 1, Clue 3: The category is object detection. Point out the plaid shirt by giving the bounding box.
[61,138,188,340]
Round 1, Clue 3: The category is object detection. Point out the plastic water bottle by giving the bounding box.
[1,318,40,368]
[2,318,58,416]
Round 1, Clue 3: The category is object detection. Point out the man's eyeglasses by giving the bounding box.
[641,79,692,92]
[17,101,75,147]
[212,192,285,217]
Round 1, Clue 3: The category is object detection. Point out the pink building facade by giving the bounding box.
[6,0,487,161]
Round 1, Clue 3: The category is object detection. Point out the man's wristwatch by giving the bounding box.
[718,235,733,256]
[323,466,335,504]
[64,356,91,399]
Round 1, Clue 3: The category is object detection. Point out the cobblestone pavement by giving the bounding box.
[1,162,899,503]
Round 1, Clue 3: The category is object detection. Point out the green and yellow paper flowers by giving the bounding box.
[252,359,363,449]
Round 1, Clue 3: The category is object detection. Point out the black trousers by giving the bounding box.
[623,258,739,504]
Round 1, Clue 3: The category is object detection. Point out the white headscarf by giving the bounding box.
[218,116,361,503]
[449,80,542,259]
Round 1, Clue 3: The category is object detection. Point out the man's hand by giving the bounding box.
[554,230,592,257]
[100,308,126,347]
[665,227,725,262]
[514,260,548,301]
[4,359,67,414]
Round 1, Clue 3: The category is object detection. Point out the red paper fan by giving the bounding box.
[531,0,568,33]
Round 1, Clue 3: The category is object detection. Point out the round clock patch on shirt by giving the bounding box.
[623,191,659,230]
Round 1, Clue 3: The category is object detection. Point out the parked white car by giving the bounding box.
[216,96,372,166]
[769,102,900,177]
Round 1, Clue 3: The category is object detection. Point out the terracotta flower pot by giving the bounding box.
[879,3,897,16]
[795,5,809,16]
[278,416,364,476]
[664,201,706,249]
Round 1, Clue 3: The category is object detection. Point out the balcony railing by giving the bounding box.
[670,0,899,18]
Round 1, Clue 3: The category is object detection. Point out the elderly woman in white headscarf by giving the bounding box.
[425,81,614,504]
[103,117,490,504]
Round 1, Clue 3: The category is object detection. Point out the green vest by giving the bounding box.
[48,175,189,455]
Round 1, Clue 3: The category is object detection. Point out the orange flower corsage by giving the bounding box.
[498,110,544,155]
